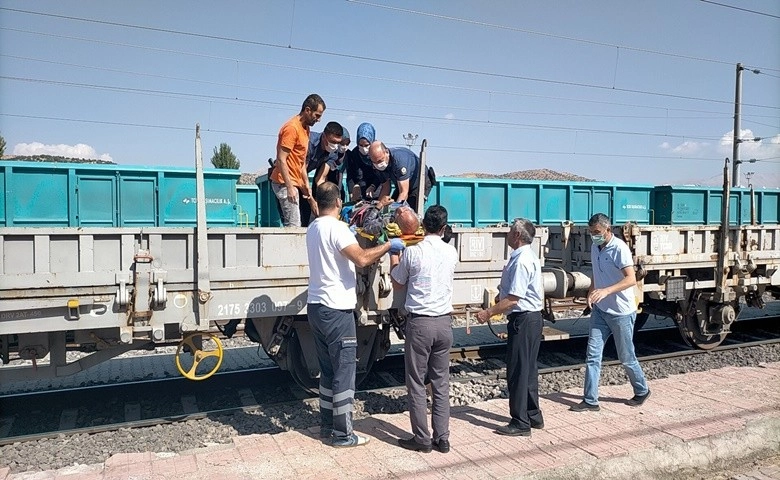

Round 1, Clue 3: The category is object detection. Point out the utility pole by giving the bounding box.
[732,63,743,187]
[731,63,761,187]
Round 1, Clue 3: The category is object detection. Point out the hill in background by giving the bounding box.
[0,155,115,165]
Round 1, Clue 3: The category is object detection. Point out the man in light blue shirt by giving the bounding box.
[571,213,650,412]
[476,218,545,437]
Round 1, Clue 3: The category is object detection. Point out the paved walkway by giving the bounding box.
[2,362,779,480]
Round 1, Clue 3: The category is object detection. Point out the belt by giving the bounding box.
[507,311,540,318]
[409,313,451,318]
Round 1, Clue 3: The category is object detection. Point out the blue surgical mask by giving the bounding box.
[591,234,606,246]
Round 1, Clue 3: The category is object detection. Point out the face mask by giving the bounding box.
[359,146,370,156]
[591,234,606,246]
[325,142,338,153]
[374,161,388,171]
[338,145,348,154]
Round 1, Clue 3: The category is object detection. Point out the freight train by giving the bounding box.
[1,132,778,390]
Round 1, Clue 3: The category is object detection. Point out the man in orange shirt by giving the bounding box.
[271,94,326,227]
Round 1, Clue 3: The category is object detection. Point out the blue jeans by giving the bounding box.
[583,307,648,405]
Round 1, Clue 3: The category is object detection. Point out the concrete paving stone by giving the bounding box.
[150,458,177,476]
[100,464,129,479]
[7,473,56,480]
[394,469,450,480]
[56,474,104,480]
[337,463,396,480]
[125,462,152,477]
[421,449,470,469]
[573,438,629,459]
[0,467,10,480]
[103,452,153,468]
[456,440,502,463]
[514,446,560,472]
[195,447,243,469]
[285,452,341,475]
[376,451,434,477]
[535,441,594,467]
[235,460,296,479]
[170,455,199,475]
[431,460,494,480]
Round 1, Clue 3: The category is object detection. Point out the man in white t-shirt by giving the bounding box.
[306,181,405,448]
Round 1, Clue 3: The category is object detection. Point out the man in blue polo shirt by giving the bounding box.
[570,213,650,412]
[367,140,433,213]
[476,218,545,436]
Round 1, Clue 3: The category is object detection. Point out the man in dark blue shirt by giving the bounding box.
[298,121,343,225]
[368,140,434,212]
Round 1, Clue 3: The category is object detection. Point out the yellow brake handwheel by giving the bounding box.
[175,332,224,381]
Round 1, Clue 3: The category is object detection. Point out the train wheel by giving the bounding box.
[175,333,224,380]
[633,311,650,335]
[681,312,727,350]
[287,330,320,395]
[287,329,380,395]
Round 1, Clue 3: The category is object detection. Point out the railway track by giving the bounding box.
[1,317,777,446]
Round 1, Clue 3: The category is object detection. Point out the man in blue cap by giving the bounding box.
[345,122,387,202]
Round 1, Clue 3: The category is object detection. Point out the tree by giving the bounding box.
[0,133,6,157]
[211,143,240,169]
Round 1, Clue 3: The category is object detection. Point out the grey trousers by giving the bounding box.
[271,181,301,227]
[307,303,357,440]
[404,314,453,445]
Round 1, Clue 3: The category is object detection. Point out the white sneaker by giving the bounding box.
[332,433,370,448]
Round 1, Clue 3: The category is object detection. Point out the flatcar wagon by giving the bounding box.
[1,133,778,390]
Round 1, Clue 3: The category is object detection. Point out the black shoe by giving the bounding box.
[569,401,600,412]
[495,424,531,437]
[319,427,333,439]
[627,390,651,407]
[530,420,544,430]
[398,437,432,453]
[433,439,450,453]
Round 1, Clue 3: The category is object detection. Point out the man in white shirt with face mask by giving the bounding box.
[570,213,650,412]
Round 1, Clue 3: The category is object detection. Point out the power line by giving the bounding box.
[0,77,733,142]
[4,27,779,114]
[348,0,780,72]
[742,118,780,129]
[9,112,774,164]
[699,0,780,19]
[0,113,275,138]
[2,53,752,121]
[0,8,778,109]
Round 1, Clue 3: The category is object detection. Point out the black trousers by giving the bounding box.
[506,311,544,429]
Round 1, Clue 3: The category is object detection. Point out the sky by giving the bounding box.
[1,0,779,187]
